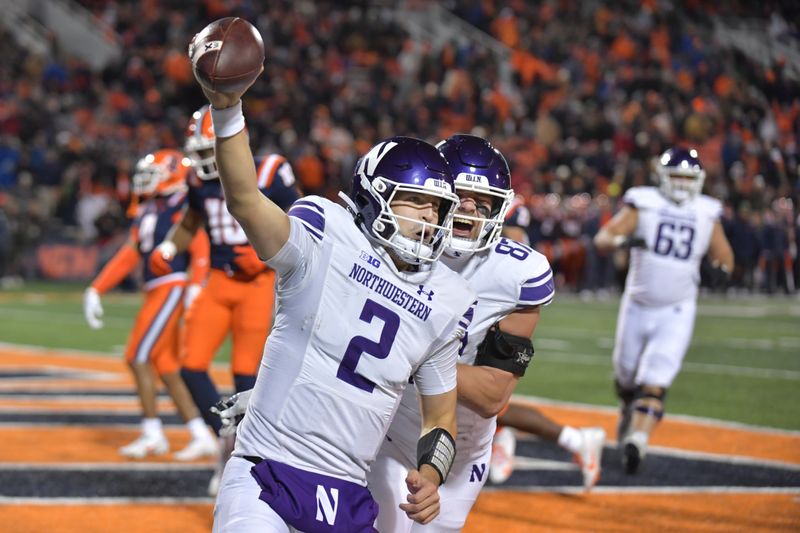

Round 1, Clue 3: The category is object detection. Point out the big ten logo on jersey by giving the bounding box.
[204,197,247,245]
[359,251,381,268]
[315,485,339,526]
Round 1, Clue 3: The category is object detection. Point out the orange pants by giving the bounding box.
[124,281,185,375]
[181,268,275,376]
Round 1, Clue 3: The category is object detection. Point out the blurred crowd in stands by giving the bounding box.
[0,0,798,295]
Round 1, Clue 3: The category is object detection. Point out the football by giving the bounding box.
[189,17,265,93]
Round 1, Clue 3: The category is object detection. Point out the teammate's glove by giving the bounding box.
[83,288,104,330]
[233,245,266,276]
[210,389,253,437]
[708,262,731,289]
[149,241,177,276]
[184,283,203,309]
[613,235,647,250]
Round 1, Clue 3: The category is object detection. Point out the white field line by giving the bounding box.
[0,462,212,471]
[481,486,800,494]
[512,394,800,437]
[539,328,800,352]
[0,496,214,505]
[0,342,229,370]
[532,348,800,380]
[0,308,132,328]
[511,436,800,471]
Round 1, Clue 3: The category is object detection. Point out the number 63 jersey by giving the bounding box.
[233,196,477,485]
[624,186,722,307]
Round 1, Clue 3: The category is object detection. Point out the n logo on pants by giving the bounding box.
[315,485,340,526]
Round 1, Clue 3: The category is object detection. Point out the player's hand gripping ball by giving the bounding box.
[189,17,264,93]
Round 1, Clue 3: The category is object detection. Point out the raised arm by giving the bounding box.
[197,85,290,261]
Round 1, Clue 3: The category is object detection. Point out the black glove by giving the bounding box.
[708,263,731,290]
[614,235,647,249]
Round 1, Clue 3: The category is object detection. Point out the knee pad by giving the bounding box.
[615,380,636,406]
[632,386,667,420]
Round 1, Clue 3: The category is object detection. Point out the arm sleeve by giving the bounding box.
[187,228,210,285]
[91,242,141,294]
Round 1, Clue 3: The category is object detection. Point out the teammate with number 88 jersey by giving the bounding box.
[149,107,300,485]
[369,135,555,532]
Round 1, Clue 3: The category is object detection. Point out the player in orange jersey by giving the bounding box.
[83,149,217,460]
[149,107,300,493]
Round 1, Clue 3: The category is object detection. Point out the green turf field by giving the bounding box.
[1,282,798,430]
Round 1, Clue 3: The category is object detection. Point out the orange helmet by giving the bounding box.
[132,149,191,198]
[184,105,218,180]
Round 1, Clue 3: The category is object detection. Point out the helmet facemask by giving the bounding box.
[353,173,459,266]
[184,106,219,180]
[132,151,189,198]
[449,176,514,254]
[655,148,706,204]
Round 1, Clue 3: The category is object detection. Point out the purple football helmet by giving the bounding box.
[655,147,706,204]
[436,134,514,253]
[342,137,459,266]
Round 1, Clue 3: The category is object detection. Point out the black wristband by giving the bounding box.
[417,428,456,485]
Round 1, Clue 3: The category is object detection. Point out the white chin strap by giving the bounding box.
[390,234,435,265]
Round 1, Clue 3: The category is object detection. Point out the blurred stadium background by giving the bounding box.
[0,0,798,531]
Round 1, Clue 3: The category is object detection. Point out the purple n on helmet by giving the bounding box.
[342,136,460,266]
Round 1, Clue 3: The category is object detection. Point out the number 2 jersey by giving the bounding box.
[624,186,721,307]
[187,154,299,273]
[234,196,477,485]
[386,238,555,460]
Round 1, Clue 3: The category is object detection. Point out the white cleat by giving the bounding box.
[573,427,605,491]
[489,426,516,484]
[119,434,169,459]
[173,437,219,461]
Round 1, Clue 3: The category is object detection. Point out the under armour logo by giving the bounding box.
[417,285,434,301]
[204,43,214,51]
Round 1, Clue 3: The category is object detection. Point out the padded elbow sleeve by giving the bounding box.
[475,324,534,377]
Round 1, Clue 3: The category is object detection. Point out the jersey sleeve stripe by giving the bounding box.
[288,205,325,233]
[519,279,555,303]
[523,269,553,286]
[288,206,325,241]
[458,300,477,329]
[292,199,325,214]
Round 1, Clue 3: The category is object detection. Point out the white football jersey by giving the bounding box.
[624,187,721,307]
[234,197,476,485]
[385,237,554,460]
